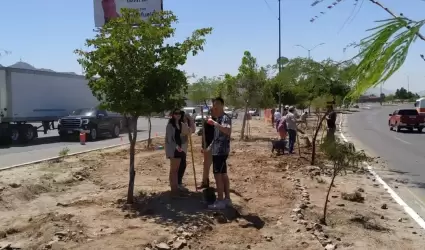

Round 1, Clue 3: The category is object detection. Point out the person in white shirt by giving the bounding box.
[285,106,299,154]
[273,109,282,128]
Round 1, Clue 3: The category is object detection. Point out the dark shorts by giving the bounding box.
[212,155,228,174]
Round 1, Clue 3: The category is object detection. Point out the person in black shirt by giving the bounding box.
[177,111,195,191]
[198,110,217,189]
[325,105,337,142]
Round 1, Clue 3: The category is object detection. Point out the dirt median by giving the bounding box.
[0,118,423,249]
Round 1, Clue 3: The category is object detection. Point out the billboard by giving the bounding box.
[93,0,163,27]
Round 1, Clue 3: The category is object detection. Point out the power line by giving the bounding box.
[262,0,277,18]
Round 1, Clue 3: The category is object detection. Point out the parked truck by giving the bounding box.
[58,108,125,141]
[0,67,99,145]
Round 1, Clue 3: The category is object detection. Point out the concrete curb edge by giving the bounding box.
[339,114,425,231]
[0,136,164,172]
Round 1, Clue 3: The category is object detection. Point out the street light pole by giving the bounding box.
[295,43,325,59]
[407,76,410,93]
[278,0,282,113]
[405,73,410,92]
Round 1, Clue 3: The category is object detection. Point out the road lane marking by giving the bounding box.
[406,188,425,212]
[394,136,412,144]
[340,115,425,231]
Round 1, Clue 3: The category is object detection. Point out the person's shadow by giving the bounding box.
[119,190,265,230]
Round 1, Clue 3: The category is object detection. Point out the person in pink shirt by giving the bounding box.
[102,0,119,24]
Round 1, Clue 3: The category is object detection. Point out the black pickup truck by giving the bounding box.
[58,108,125,141]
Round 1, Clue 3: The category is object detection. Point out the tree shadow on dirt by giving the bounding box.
[120,191,265,230]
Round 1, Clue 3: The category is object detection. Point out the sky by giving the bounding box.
[0,0,424,92]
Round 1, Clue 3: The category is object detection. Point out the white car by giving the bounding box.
[225,107,238,119]
[194,108,210,126]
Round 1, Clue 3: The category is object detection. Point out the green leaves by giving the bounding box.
[349,17,425,98]
[267,57,354,106]
[320,138,369,171]
[233,51,272,108]
[188,76,222,104]
[75,9,212,117]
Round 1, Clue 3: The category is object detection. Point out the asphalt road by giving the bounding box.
[345,104,425,218]
[0,117,169,168]
[0,113,248,169]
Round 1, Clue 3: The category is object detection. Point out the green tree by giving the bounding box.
[75,9,212,203]
[188,76,222,150]
[394,87,419,100]
[188,76,222,105]
[319,138,368,225]
[270,57,353,111]
[226,51,273,139]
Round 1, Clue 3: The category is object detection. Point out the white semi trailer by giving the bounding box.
[0,67,99,145]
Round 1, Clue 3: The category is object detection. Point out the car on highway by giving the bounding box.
[388,109,425,132]
[58,108,125,140]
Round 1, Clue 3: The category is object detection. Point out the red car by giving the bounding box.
[388,109,425,132]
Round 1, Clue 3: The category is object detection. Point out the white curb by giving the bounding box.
[339,114,425,230]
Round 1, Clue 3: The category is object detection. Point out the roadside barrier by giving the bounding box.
[264,109,272,124]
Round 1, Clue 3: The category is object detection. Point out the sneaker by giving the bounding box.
[208,200,226,210]
[224,198,233,207]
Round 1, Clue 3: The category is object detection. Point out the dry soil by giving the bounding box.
[0,117,424,250]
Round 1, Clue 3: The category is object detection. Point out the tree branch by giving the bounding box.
[368,0,425,41]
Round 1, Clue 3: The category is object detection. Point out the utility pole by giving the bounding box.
[278,0,282,113]
[407,75,410,93]
[404,73,410,93]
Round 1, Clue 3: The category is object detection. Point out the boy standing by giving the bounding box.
[206,97,232,209]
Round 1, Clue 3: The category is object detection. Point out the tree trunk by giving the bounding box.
[126,116,138,204]
[311,113,327,165]
[240,104,249,140]
[321,167,337,225]
[147,116,152,148]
